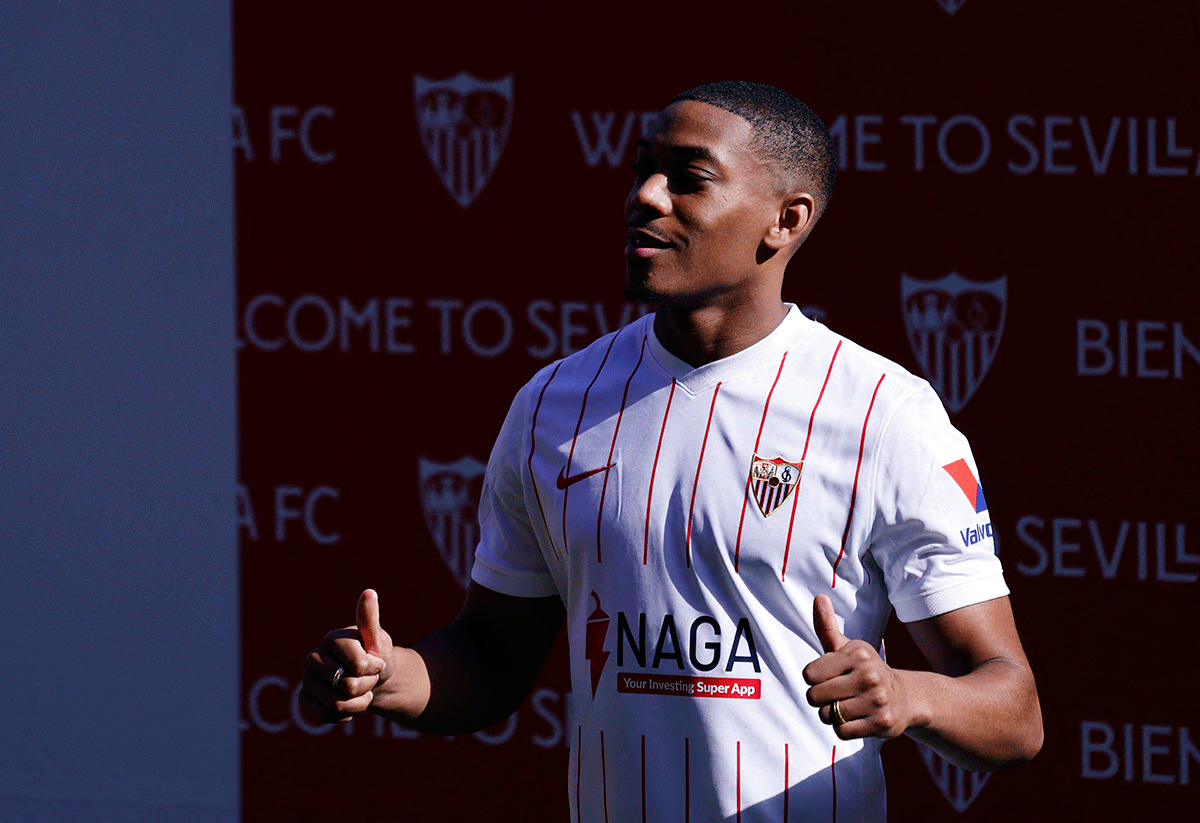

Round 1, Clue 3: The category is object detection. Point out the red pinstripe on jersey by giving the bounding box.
[686,382,723,568]
[734,352,789,573]
[562,332,620,555]
[641,734,647,823]
[643,377,678,565]
[600,729,610,823]
[736,740,743,822]
[528,361,564,559]
[685,736,691,823]
[596,335,647,563]
[782,340,843,581]
[831,745,838,822]
[784,742,791,822]
[833,373,886,587]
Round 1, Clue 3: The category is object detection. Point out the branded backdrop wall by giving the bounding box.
[236,2,1198,820]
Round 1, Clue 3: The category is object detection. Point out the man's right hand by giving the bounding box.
[300,588,394,723]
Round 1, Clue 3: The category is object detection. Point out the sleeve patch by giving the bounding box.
[942,459,988,513]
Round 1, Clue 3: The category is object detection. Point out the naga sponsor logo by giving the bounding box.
[902,273,1006,412]
[585,595,763,699]
[1014,517,1197,583]
[617,673,760,699]
[1082,721,1199,785]
[232,104,336,164]
[238,293,650,359]
[585,594,611,698]
[414,72,513,208]
[917,742,989,812]
[418,456,486,589]
[1077,319,1199,379]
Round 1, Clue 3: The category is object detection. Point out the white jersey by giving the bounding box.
[472,306,1006,822]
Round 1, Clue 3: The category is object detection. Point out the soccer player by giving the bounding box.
[301,80,1042,821]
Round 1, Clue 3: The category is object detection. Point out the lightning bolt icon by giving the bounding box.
[585,591,611,698]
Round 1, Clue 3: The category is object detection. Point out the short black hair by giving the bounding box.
[673,80,837,216]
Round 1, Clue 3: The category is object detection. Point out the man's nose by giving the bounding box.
[626,172,671,217]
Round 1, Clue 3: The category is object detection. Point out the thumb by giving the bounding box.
[813,594,849,654]
[356,588,387,656]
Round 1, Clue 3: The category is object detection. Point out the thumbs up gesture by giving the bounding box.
[300,589,396,724]
[802,594,912,741]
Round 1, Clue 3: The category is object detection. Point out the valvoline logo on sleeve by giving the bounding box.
[942,459,988,513]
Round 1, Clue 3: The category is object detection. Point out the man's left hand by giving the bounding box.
[803,594,913,740]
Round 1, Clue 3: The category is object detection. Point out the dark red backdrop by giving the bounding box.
[235,2,1199,819]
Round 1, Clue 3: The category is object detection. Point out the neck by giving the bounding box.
[652,299,789,367]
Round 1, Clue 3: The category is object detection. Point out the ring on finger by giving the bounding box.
[331,666,345,690]
[831,699,846,726]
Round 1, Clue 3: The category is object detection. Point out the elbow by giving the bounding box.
[996,661,1044,769]
[995,694,1044,770]
[1014,704,1045,767]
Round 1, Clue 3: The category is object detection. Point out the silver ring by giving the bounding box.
[831,699,845,725]
[331,666,344,690]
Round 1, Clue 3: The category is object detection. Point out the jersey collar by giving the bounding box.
[645,304,816,394]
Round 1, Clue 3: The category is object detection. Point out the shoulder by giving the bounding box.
[803,320,940,417]
[514,313,654,407]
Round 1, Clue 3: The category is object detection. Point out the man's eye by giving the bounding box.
[675,168,708,186]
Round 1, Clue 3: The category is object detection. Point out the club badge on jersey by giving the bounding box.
[749,455,803,516]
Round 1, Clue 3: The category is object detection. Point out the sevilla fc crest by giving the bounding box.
[901,272,1007,413]
[418,455,486,588]
[749,455,803,517]
[413,72,514,208]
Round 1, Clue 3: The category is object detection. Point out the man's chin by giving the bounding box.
[623,274,654,304]
[624,280,656,304]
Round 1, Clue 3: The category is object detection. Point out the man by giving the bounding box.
[302,81,1042,821]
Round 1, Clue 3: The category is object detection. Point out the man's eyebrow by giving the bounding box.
[635,137,721,165]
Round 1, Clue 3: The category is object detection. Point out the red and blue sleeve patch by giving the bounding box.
[942,459,988,513]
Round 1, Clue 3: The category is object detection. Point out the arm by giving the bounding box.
[300,583,565,735]
[803,594,1042,771]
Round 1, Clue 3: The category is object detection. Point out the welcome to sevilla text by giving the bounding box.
[573,110,1200,177]
[239,293,651,359]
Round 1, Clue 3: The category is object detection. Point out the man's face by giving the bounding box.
[624,100,782,307]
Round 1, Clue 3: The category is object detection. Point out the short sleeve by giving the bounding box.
[470,377,561,599]
[867,383,1008,622]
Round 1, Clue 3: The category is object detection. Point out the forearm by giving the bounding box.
[367,584,565,736]
[369,624,533,735]
[898,656,1043,771]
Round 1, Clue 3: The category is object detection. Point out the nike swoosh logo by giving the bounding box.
[556,464,615,490]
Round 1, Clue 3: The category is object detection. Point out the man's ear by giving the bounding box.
[763,192,817,251]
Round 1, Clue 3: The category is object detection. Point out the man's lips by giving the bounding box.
[626,227,674,258]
